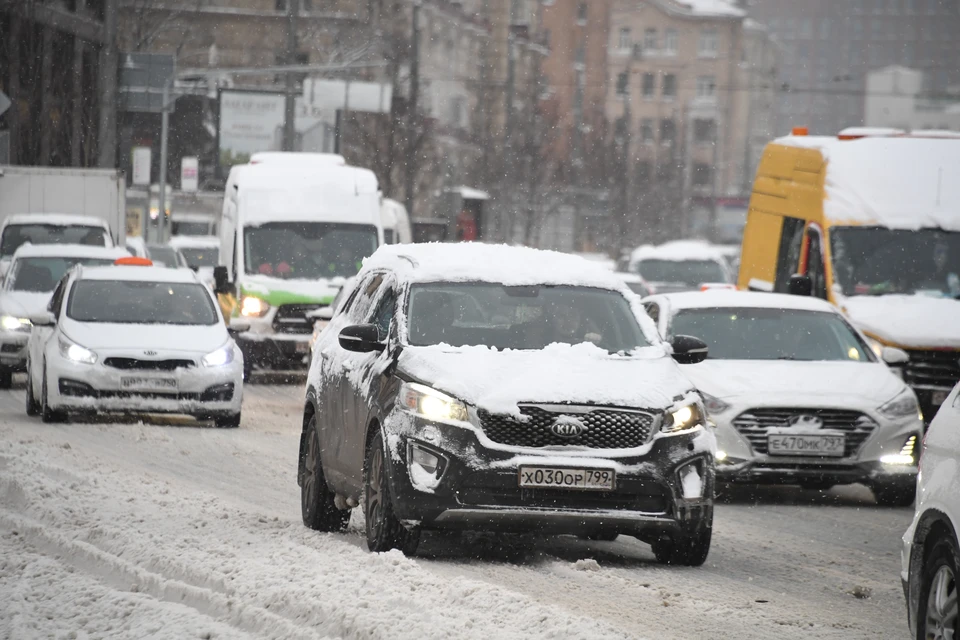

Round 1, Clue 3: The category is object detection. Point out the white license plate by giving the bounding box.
[932,390,949,406]
[768,434,845,457]
[120,377,178,392]
[518,466,615,491]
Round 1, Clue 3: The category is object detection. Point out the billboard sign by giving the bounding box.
[180,156,199,192]
[132,146,152,185]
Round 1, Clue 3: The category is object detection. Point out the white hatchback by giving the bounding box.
[26,263,243,427]
[902,382,960,639]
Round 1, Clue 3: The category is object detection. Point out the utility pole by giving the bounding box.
[157,79,171,243]
[502,24,517,243]
[283,0,300,152]
[620,56,633,252]
[97,0,119,167]
[404,2,421,215]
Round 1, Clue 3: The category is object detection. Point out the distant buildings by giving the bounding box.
[865,66,960,132]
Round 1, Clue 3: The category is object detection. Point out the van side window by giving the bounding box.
[806,229,828,299]
[775,217,806,293]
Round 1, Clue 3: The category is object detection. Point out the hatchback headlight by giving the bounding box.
[701,392,730,416]
[0,314,31,332]
[399,382,469,423]
[239,296,270,318]
[662,403,703,434]
[201,344,234,367]
[878,388,920,419]
[58,336,97,365]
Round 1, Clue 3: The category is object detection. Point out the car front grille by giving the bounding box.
[903,349,960,389]
[272,304,322,334]
[732,407,876,458]
[103,357,194,371]
[478,405,658,449]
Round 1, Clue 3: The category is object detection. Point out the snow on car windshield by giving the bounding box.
[670,307,874,361]
[179,248,219,268]
[9,257,114,292]
[405,283,650,352]
[831,227,960,296]
[0,224,107,257]
[635,259,727,285]
[243,221,377,279]
[66,281,218,325]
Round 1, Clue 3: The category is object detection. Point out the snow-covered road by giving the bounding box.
[0,380,911,639]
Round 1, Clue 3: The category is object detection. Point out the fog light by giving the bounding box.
[880,435,917,466]
[411,446,440,475]
[678,461,704,499]
[407,441,447,492]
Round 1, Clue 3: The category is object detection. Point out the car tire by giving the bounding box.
[364,429,420,556]
[300,415,351,532]
[40,364,68,424]
[652,507,713,566]
[873,481,916,507]
[214,413,241,429]
[916,536,960,640]
[25,363,40,417]
[0,366,12,390]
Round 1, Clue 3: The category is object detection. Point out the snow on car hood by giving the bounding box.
[680,360,905,404]
[841,295,960,349]
[0,291,52,318]
[398,342,694,415]
[60,318,228,353]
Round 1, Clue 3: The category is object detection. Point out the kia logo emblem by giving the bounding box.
[143,350,158,356]
[787,414,823,429]
[550,416,586,438]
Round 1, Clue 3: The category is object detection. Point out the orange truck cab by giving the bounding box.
[738,129,960,421]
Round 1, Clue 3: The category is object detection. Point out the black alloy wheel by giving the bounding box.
[364,429,419,555]
[918,536,960,640]
[652,506,713,567]
[300,415,350,532]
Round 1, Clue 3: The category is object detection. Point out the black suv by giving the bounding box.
[298,244,715,564]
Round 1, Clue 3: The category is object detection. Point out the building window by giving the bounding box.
[450,97,464,128]
[694,118,716,143]
[616,71,629,96]
[696,75,717,98]
[642,73,655,98]
[660,119,676,144]
[644,28,658,52]
[543,29,551,50]
[698,28,718,58]
[577,2,587,24]
[664,28,678,55]
[693,163,712,187]
[871,19,882,40]
[905,0,916,13]
[819,17,831,39]
[662,73,677,98]
[636,161,652,182]
[640,119,654,143]
[619,27,632,51]
[574,46,585,64]
[799,17,813,38]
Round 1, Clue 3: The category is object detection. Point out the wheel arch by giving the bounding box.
[908,508,959,632]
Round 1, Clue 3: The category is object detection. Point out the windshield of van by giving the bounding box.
[66,281,219,325]
[1,224,107,257]
[634,259,727,286]
[670,307,874,362]
[243,222,378,279]
[405,283,651,352]
[830,227,960,297]
[9,257,115,292]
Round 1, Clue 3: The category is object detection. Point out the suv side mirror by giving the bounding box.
[788,274,813,297]
[671,335,708,365]
[30,311,56,327]
[881,346,910,365]
[339,324,385,353]
[213,266,230,295]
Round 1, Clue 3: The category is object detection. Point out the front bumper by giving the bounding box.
[384,415,715,538]
[0,330,29,370]
[237,332,311,369]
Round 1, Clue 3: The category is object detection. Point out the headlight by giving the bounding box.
[399,382,469,423]
[58,337,97,365]
[701,392,730,416]
[662,403,703,434]
[864,336,884,359]
[239,296,270,318]
[201,344,234,367]
[878,388,920,419]
[0,314,31,332]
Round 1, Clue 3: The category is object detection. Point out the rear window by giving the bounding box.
[66,280,218,325]
[9,257,114,292]
[1,224,107,257]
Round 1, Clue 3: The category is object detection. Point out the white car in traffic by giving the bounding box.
[26,263,243,427]
[902,382,960,639]
[642,290,924,506]
[629,240,733,293]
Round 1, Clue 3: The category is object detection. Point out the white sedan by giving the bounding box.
[642,290,924,506]
[26,262,244,427]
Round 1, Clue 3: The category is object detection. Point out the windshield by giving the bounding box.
[179,247,219,268]
[66,281,218,325]
[405,283,651,352]
[171,221,213,236]
[670,307,874,362]
[831,227,960,297]
[147,246,181,268]
[9,257,115,292]
[0,224,107,257]
[635,259,727,286]
[243,222,378,279]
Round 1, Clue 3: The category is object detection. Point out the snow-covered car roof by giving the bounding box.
[2,213,111,228]
[167,235,220,250]
[10,244,129,260]
[630,240,729,264]
[76,265,202,283]
[249,151,346,166]
[771,135,960,231]
[656,290,838,313]
[362,243,630,290]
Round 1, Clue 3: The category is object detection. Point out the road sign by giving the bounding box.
[119,53,175,113]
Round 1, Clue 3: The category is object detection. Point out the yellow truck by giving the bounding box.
[738,130,960,420]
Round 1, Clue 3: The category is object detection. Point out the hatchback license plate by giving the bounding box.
[120,377,177,391]
[518,466,615,491]
[767,434,845,457]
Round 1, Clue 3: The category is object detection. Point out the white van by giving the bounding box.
[214,160,382,378]
[380,198,413,244]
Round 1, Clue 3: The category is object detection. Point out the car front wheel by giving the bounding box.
[364,429,419,555]
[652,507,713,566]
[300,415,350,532]
[918,536,960,640]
